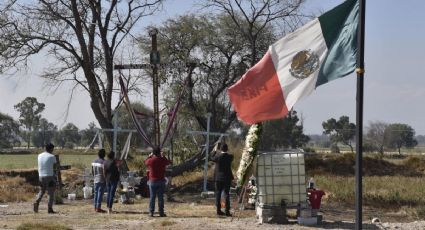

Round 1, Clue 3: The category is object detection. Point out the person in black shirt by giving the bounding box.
[103,151,120,214]
[211,143,234,217]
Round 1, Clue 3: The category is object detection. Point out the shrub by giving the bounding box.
[403,156,425,172]
[0,176,37,202]
[330,144,340,153]
[302,147,316,153]
[17,222,71,230]
[64,142,75,149]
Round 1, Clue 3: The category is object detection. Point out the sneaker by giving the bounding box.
[159,213,167,217]
[33,203,39,213]
[217,210,225,216]
[149,212,154,217]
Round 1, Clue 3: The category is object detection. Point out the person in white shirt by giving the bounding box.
[92,149,106,212]
[33,143,57,214]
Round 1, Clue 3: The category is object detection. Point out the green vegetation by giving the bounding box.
[17,222,71,230]
[14,97,45,149]
[0,154,96,170]
[259,110,310,150]
[322,116,356,153]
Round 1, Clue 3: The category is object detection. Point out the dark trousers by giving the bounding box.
[106,181,118,209]
[215,181,231,213]
[34,176,56,210]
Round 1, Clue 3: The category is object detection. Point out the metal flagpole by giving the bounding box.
[355,0,366,229]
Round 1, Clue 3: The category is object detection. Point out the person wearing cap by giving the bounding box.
[33,143,57,214]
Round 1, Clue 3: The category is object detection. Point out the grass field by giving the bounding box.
[0,154,96,170]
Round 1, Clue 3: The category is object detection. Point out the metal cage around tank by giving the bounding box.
[256,151,306,207]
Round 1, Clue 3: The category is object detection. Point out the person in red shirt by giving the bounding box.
[144,147,170,217]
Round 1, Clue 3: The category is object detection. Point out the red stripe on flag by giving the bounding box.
[227,51,288,124]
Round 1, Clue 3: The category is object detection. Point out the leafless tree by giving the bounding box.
[366,121,388,155]
[0,0,162,143]
[204,0,307,65]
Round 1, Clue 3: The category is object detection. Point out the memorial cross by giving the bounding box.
[187,113,229,193]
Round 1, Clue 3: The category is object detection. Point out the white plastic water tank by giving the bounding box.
[83,186,92,199]
[256,151,306,205]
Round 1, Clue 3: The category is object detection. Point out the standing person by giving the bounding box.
[145,147,171,217]
[92,149,106,213]
[103,151,120,214]
[33,143,57,214]
[211,143,234,217]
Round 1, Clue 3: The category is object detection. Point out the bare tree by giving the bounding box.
[204,0,307,65]
[0,0,162,144]
[365,121,388,155]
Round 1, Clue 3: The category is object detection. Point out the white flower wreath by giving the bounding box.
[236,123,262,188]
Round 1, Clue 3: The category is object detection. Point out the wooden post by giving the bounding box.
[54,155,63,204]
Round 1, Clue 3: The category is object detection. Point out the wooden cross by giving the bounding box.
[115,28,161,146]
[115,27,197,148]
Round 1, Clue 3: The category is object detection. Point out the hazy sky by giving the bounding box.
[1,0,424,135]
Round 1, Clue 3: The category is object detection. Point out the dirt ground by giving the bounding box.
[1,193,423,230]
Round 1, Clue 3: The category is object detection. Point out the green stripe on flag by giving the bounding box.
[316,0,359,87]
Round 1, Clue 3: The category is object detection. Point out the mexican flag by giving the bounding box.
[228,0,359,125]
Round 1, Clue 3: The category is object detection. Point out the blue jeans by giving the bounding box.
[94,182,105,209]
[149,180,166,214]
[106,181,118,209]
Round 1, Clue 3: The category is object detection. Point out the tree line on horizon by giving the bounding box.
[1,97,421,156]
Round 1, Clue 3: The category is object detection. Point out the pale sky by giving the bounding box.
[1,0,424,135]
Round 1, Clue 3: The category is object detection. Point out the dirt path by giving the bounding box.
[1,198,422,230]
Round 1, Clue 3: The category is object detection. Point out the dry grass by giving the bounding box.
[317,175,425,208]
[173,169,210,187]
[403,155,425,173]
[160,220,177,226]
[0,175,37,203]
